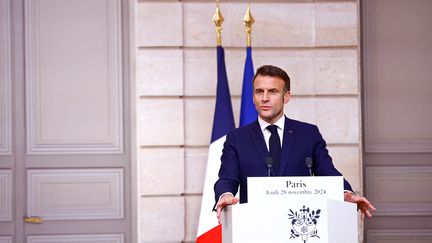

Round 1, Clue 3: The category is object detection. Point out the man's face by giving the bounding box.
[253,75,291,124]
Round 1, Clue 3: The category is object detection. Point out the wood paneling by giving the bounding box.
[363,0,432,153]
[362,0,432,242]
[0,170,11,221]
[27,169,124,220]
[7,0,132,241]
[366,166,432,216]
[24,0,123,154]
[0,0,11,155]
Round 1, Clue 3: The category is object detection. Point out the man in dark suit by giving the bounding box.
[214,65,375,223]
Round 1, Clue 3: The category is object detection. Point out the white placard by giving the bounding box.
[247,176,344,203]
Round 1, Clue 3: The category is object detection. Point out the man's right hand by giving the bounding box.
[216,194,239,224]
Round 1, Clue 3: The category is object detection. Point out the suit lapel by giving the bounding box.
[249,121,269,167]
[279,117,296,174]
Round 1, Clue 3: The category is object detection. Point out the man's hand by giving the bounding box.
[216,194,239,224]
[344,192,376,219]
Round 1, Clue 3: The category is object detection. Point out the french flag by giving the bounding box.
[196,46,235,242]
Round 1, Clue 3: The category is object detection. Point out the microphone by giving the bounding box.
[266,157,273,177]
[305,157,313,176]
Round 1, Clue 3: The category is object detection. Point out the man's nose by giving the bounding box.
[262,91,269,101]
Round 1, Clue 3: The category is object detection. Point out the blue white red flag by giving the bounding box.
[197,46,235,242]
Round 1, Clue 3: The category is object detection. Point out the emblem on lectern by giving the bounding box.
[288,206,321,242]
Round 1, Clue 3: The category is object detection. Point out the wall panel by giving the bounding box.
[0,0,11,155]
[25,0,123,154]
[366,166,432,216]
[27,169,124,220]
[0,171,12,221]
[364,0,432,153]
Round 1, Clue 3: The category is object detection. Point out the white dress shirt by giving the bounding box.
[257,115,285,150]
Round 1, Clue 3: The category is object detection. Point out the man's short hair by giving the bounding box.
[253,65,291,92]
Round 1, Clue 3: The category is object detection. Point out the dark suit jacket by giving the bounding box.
[214,116,353,204]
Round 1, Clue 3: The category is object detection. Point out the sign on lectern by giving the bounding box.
[247,176,344,202]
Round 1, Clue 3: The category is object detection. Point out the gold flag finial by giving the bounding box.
[213,2,224,46]
[243,5,255,47]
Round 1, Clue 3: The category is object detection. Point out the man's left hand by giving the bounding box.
[344,192,376,219]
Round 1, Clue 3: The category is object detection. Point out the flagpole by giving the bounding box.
[197,2,234,241]
[239,4,258,127]
[213,0,224,46]
[243,4,255,47]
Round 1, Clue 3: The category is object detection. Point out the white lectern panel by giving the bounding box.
[223,176,357,243]
[223,199,357,243]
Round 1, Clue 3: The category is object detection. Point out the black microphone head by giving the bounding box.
[266,157,273,169]
[305,157,313,169]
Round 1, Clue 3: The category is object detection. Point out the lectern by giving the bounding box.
[221,177,358,243]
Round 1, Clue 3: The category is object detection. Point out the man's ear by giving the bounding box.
[284,91,291,104]
[252,91,256,105]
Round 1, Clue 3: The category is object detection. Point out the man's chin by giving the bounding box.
[259,114,275,122]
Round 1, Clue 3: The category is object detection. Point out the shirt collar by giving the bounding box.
[258,115,285,132]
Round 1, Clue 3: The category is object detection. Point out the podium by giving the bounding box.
[221,177,358,243]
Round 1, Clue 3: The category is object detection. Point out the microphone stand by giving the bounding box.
[266,157,273,177]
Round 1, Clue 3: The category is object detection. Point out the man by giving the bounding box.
[214,65,375,223]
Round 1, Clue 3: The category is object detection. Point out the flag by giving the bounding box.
[197,46,235,242]
[239,46,258,126]
[211,46,235,141]
[197,224,222,243]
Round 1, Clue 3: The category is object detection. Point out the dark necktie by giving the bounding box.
[267,125,281,175]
